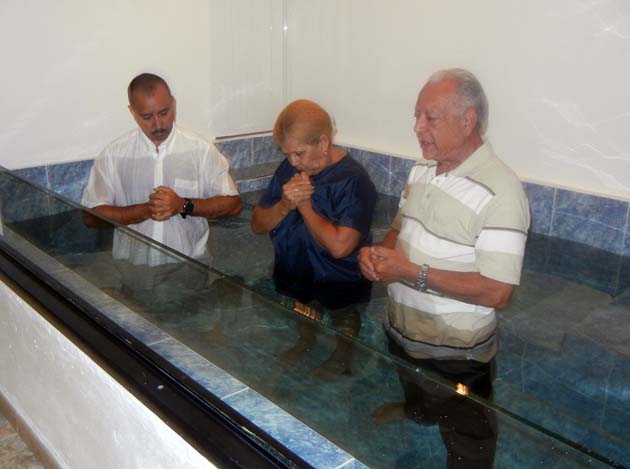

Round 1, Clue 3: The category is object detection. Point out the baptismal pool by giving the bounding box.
[1,171,629,468]
[206,191,630,468]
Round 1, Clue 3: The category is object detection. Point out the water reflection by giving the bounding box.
[373,339,498,468]
[1,169,625,467]
[274,273,369,380]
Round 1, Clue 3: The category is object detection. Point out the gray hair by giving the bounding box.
[428,68,489,135]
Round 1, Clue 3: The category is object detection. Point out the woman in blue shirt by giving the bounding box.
[252,99,377,377]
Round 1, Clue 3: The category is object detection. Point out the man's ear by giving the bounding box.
[462,108,478,136]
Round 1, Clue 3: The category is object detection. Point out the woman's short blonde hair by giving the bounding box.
[272,99,333,147]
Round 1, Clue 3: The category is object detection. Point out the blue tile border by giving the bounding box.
[150,338,248,399]
[352,149,391,194]
[554,189,628,230]
[9,139,630,256]
[551,213,625,255]
[224,388,356,468]
[216,139,252,169]
[389,156,415,197]
[47,159,93,204]
[238,176,272,193]
[13,166,48,189]
[523,182,554,235]
[253,136,284,164]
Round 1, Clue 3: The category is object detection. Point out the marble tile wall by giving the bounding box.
[9,135,630,257]
[9,160,93,224]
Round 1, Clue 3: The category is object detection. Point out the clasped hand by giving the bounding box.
[281,172,314,210]
[359,246,410,283]
[148,186,184,221]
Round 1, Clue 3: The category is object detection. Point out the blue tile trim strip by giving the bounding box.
[216,139,252,169]
[47,159,94,204]
[352,149,391,194]
[13,166,48,189]
[523,182,554,236]
[551,190,627,255]
[10,142,630,256]
[224,389,359,468]
[253,136,284,164]
[238,176,272,193]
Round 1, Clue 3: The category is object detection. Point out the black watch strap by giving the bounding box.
[180,198,194,219]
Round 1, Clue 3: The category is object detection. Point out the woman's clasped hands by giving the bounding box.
[281,172,314,210]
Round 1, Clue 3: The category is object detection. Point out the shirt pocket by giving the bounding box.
[173,178,199,198]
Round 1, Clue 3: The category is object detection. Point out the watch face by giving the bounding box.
[181,198,194,218]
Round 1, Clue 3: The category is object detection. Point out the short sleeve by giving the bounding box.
[474,188,530,285]
[203,145,239,197]
[335,173,377,234]
[82,154,116,208]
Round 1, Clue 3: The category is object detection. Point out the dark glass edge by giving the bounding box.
[0,240,312,469]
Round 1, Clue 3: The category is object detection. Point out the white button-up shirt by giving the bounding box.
[82,124,238,265]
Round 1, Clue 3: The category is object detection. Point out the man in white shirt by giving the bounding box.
[83,73,241,266]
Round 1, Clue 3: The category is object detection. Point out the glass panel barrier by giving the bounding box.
[0,168,626,468]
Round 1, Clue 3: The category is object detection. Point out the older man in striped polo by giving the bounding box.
[359,69,530,464]
[360,67,530,363]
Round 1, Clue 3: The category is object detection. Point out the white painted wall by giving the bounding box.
[0,280,216,469]
[208,0,285,136]
[0,0,212,168]
[286,0,630,200]
[0,0,284,169]
[1,1,629,200]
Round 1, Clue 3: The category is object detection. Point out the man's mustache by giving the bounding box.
[152,128,169,136]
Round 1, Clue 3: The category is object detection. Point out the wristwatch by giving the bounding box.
[414,264,429,292]
[180,198,194,219]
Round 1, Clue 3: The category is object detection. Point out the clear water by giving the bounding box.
[1,172,628,467]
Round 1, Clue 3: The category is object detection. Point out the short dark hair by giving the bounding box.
[127,73,171,107]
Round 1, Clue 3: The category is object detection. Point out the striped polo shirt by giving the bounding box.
[385,142,530,362]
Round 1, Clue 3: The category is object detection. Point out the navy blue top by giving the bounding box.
[259,153,377,285]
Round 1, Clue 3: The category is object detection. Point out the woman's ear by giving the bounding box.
[318,134,330,151]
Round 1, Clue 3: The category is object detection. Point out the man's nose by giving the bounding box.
[414,115,426,132]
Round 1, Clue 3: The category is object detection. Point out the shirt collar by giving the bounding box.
[450,141,493,177]
[138,122,178,154]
